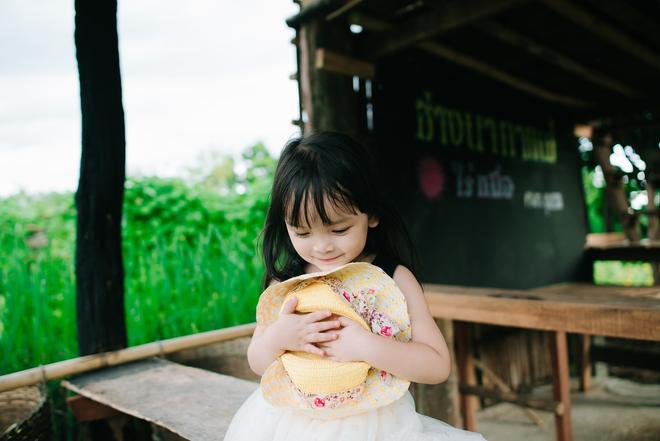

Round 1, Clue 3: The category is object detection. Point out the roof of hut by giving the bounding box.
[288,0,660,143]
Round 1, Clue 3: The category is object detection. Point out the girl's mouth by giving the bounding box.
[317,255,342,263]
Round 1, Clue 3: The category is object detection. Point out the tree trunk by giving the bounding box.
[74,0,127,357]
[75,3,127,438]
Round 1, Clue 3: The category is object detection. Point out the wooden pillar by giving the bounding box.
[549,331,573,441]
[298,3,360,135]
[578,334,591,392]
[455,322,478,431]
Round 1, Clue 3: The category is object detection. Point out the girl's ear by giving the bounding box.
[368,216,380,228]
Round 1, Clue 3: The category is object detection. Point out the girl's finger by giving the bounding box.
[302,310,332,323]
[337,316,354,327]
[304,343,324,356]
[311,320,341,332]
[281,296,298,314]
[306,332,338,343]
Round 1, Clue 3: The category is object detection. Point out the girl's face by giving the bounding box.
[285,199,379,272]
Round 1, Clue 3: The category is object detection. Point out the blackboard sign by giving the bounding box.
[374,51,588,289]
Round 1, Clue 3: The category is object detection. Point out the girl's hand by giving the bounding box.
[319,316,374,362]
[269,296,341,356]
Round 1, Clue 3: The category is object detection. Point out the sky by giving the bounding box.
[0,0,300,196]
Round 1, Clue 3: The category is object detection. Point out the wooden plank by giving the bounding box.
[364,0,523,59]
[61,358,258,441]
[424,284,660,341]
[475,19,640,98]
[455,322,478,431]
[541,0,660,72]
[67,395,122,422]
[315,48,375,79]
[549,331,573,441]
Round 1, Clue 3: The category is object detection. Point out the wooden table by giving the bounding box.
[424,282,660,441]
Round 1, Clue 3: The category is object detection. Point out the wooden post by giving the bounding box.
[578,334,591,392]
[298,2,361,135]
[455,322,478,431]
[549,331,573,441]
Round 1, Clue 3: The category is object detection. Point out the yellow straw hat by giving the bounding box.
[279,282,371,394]
[257,262,412,418]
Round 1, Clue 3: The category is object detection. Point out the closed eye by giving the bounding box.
[332,227,350,234]
[294,232,310,237]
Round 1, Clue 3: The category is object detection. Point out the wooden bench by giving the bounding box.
[62,358,257,440]
[424,282,660,441]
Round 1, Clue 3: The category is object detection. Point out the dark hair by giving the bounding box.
[261,131,416,287]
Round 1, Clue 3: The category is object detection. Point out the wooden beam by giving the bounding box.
[286,0,346,28]
[353,13,591,107]
[459,384,560,414]
[591,0,660,50]
[475,19,641,98]
[325,0,363,21]
[349,11,390,32]
[365,0,524,59]
[473,358,545,426]
[315,48,375,79]
[416,40,592,107]
[541,0,660,72]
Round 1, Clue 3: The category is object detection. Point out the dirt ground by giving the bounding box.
[475,376,660,441]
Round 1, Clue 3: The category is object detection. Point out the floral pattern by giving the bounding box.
[294,382,366,409]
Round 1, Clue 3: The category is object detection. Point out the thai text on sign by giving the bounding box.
[415,91,558,164]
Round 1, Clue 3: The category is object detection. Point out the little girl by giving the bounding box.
[224,132,486,441]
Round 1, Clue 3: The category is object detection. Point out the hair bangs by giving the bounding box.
[283,175,358,228]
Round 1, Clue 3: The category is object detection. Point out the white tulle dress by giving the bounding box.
[223,386,487,441]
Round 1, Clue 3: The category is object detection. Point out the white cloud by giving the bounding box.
[0,0,300,196]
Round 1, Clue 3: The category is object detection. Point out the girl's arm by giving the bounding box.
[322,265,451,384]
[364,265,451,384]
[246,324,282,376]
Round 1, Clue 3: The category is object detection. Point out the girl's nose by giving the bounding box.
[314,240,334,254]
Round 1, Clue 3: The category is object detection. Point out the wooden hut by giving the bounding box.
[286,1,660,440]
